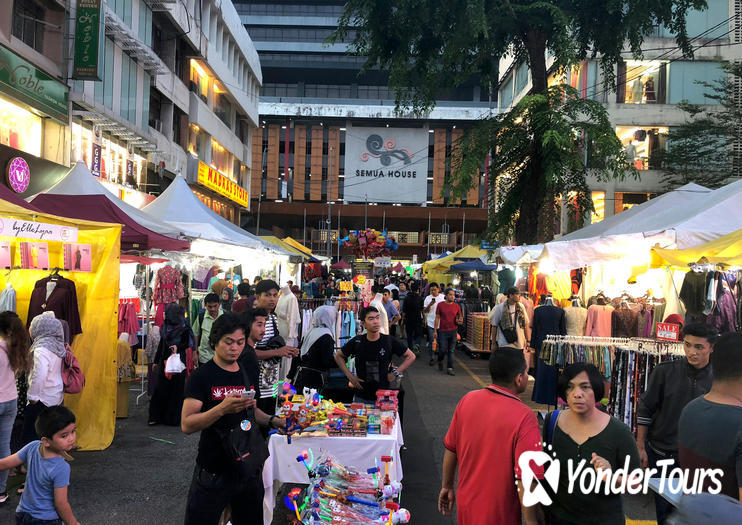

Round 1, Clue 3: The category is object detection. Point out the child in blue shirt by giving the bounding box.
[0,405,80,525]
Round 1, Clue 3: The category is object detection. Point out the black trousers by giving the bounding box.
[646,443,678,525]
[184,465,264,525]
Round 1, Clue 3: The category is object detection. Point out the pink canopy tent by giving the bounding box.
[0,183,42,212]
[391,262,405,273]
[331,259,351,270]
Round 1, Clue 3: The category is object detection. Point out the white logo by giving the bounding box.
[519,451,560,506]
[517,450,725,507]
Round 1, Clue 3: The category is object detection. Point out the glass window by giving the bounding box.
[515,62,529,95]
[0,95,42,157]
[210,138,233,179]
[616,126,668,171]
[128,62,137,124]
[668,62,724,104]
[190,60,209,103]
[12,0,45,53]
[214,82,232,129]
[619,61,666,104]
[500,74,514,110]
[614,192,657,215]
[120,55,130,121]
[104,38,114,109]
[590,191,605,224]
[188,124,207,159]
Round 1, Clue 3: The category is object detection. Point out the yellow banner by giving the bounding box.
[197,161,249,207]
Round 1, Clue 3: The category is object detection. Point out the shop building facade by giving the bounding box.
[498,0,741,234]
[236,0,491,261]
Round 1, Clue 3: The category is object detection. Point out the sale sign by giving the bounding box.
[656,323,680,341]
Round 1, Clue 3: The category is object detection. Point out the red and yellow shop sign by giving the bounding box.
[197,161,249,208]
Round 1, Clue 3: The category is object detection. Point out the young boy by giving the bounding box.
[0,405,80,525]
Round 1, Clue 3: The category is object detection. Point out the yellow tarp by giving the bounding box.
[260,236,312,259]
[282,236,316,258]
[651,228,742,268]
[423,245,487,286]
[0,201,121,451]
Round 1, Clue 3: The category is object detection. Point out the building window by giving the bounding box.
[614,192,657,215]
[0,94,42,157]
[12,0,45,53]
[190,60,209,103]
[211,138,233,179]
[616,126,668,171]
[213,82,232,129]
[590,191,605,225]
[173,106,186,149]
[617,61,667,104]
[188,124,207,159]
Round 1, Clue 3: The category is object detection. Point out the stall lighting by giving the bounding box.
[470,271,477,278]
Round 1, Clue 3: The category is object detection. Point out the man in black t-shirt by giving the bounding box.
[181,313,288,525]
[335,306,416,403]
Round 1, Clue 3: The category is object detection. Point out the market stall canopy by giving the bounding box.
[331,259,351,270]
[497,244,544,265]
[0,183,42,212]
[450,259,498,272]
[261,236,319,261]
[283,236,327,261]
[540,181,742,270]
[651,228,742,268]
[391,262,405,273]
[30,162,189,252]
[423,245,486,273]
[142,174,266,250]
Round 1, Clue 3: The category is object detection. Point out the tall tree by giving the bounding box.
[334,0,706,243]
[651,62,742,189]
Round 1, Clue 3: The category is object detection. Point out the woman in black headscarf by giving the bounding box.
[148,304,193,426]
[220,286,234,312]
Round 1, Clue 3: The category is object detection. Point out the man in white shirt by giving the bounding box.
[369,284,389,335]
[489,287,531,351]
[423,283,445,366]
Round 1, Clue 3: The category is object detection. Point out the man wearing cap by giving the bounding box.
[489,287,531,351]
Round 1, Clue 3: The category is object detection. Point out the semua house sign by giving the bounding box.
[344,126,428,204]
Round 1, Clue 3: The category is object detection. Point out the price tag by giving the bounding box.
[656,322,680,341]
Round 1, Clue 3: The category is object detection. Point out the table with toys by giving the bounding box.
[262,382,405,524]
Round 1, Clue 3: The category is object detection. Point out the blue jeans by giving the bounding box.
[437,330,457,369]
[0,398,17,492]
[426,326,436,358]
[15,512,62,525]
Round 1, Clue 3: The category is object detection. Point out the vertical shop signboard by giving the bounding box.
[0,241,10,269]
[91,125,102,176]
[351,260,374,280]
[19,242,49,270]
[73,0,105,80]
[63,243,92,272]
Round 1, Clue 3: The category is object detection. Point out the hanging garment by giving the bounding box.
[118,302,140,345]
[564,306,587,336]
[153,265,185,305]
[651,302,666,336]
[637,309,654,338]
[144,324,161,363]
[611,308,639,338]
[498,268,516,294]
[521,296,535,329]
[275,285,300,346]
[0,283,15,312]
[27,275,82,337]
[531,305,566,406]
[679,271,709,318]
[707,281,737,334]
[585,304,614,337]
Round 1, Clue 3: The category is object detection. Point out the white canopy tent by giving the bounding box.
[497,244,544,265]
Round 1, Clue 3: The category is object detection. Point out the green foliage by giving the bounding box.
[452,85,635,240]
[651,62,742,189]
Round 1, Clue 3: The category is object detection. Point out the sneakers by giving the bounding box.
[438,360,443,372]
[0,492,7,504]
[428,358,435,366]
[447,368,455,376]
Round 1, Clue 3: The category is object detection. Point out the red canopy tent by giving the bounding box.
[391,262,405,273]
[0,183,42,212]
[331,259,351,270]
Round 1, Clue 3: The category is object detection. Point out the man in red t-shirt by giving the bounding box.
[441,348,545,525]
[434,289,462,375]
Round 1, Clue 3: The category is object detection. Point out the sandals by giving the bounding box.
[16,484,23,495]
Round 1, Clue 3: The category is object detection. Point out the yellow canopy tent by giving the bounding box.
[651,228,742,268]
[282,236,317,258]
[0,199,121,450]
[423,245,487,284]
[260,236,313,260]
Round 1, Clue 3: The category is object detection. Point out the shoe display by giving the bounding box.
[447,368,455,376]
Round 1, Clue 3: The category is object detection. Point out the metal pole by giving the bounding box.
[328,146,334,258]
[337,206,341,259]
[255,193,261,235]
[303,208,306,247]
[364,194,368,230]
[462,212,466,249]
[382,210,385,232]
[427,212,431,259]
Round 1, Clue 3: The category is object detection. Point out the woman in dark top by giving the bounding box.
[544,363,640,525]
[294,306,336,392]
[148,304,194,426]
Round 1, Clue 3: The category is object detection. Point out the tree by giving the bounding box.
[334,0,707,243]
[651,62,742,189]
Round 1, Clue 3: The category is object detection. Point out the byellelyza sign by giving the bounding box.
[344,127,428,204]
[0,217,78,242]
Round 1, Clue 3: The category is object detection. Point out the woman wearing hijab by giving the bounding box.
[220,286,234,312]
[294,306,337,392]
[148,304,194,426]
[22,313,65,445]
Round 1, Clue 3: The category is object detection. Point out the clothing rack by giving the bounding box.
[545,334,631,345]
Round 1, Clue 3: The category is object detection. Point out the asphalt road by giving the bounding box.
[0,342,657,524]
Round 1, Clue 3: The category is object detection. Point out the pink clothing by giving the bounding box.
[153,266,184,305]
[585,304,614,337]
[0,340,17,403]
[118,302,140,345]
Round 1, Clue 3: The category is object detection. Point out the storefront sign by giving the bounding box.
[351,260,374,279]
[656,323,680,341]
[481,240,499,250]
[374,256,392,268]
[6,157,30,193]
[197,161,249,208]
[344,127,428,204]
[0,44,69,123]
[338,281,353,292]
[0,217,78,242]
[63,243,92,272]
[73,0,105,81]
[91,143,101,176]
[19,241,49,270]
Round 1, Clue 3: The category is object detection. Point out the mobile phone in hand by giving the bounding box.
[241,389,255,400]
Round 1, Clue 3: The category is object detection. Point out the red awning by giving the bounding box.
[0,184,42,212]
[31,194,190,252]
[331,259,351,269]
[120,254,169,265]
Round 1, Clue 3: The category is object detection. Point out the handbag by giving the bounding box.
[215,365,270,479]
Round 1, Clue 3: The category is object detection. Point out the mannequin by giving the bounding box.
[276,284,301,347]
[564,296,588,336]
[586,295,614,337]
[631,77,644,103]
[531,298,566,406]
